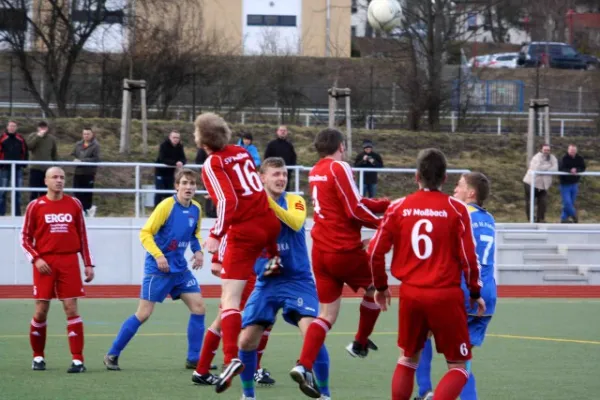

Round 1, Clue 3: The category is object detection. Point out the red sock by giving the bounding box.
[434,368,469,400]
[30,318,47,358]
[299,318,331,370]
[256,327,272,369]
[355,295,381,346]
[195,328,221,374]
[67,316,84,362]
[392,360,418,400]
[220,309,241,365]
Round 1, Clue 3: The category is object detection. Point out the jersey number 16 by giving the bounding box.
[232,160,263,196]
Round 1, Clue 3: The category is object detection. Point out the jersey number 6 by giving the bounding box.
[411,219,433,260]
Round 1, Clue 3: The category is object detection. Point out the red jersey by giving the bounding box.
[309,158,389,252]
[368,190,482,296]
[21,195,94,266]
[202,145,271,239]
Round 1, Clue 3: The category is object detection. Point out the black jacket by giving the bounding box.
[354,151,384,184]
[195,148,208,165]
[0,131,28,170]
[559,153,586,185]
[155,139,186,177]
[264,138,296,166]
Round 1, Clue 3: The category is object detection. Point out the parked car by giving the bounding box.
[467,55,491,68]
[581,54,599,70]
[486,52,519,68]
[517,42,587,70]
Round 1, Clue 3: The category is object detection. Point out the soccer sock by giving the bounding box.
[186,314,205,362]
[314,345,331,397]
[392,360,418,400]
[355,295,381,346]
[195,328,221,375]
[67,315,85,363]
[220,309,242,365]
[108,315,142,357]
[30,317,47,358]
[299,317,331,370]
[416,338,433,396]
[435,368,470,400]
[460,361,478,400]
[256,327,272,369]
[239,349,257,398]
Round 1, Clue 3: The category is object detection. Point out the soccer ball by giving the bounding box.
[367,0,403,33]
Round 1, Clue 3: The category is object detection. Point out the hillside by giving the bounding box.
[6,117,600,222]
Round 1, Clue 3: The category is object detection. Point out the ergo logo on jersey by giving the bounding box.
[44,213,73,223]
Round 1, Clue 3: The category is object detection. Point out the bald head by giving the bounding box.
[44,167,65,196]
[45,166,64,178]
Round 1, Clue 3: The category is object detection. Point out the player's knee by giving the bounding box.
[34,301,50,321]
[190,302,205,315]
[209,318,222,332]
[238,333,257,351]
[62,300,78,318]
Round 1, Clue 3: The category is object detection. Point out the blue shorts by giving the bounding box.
[140,270,200,303]
[467,315,492,347]
[242,279,319,328]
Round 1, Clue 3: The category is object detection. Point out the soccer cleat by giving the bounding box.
[319,396,332,400]
[240,396,256,400]
[192,371,219,385]
[67,361,87,373]
[263,256,283,277]
[215,358,244,394]
[345,341,369,358]
[104,354,121,371]
[185,359,197,369]
[32,356,46,371]
[367,338,378,351]
[254,368,276,386]
[414,391,434,400]
[289,364,321,398]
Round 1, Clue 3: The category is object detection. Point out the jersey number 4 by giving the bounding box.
[232,160,263,196]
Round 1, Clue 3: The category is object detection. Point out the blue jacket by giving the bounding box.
[237,139,261,167]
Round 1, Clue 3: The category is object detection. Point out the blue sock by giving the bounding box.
[239,349,257,398]
[460,361,478,400]
[416,338,433,396]
[108,315,142,356]
[187,314,205,362]
[314,345,330,396]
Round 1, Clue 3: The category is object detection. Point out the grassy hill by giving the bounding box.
[6,117,600,222]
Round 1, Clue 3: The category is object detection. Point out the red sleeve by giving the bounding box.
[362,197,390,214]
[331,161,381,229]
[21,200,40,262]
[203,155,238,239]
[73,198,94,267]
[368,199,403,289]
[453,199,482,297]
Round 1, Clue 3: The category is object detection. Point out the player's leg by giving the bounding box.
[297,317,331,399]
[30,264,55,371]
[238,325,266,399]
[256,325,272,371]
[460,316,492,400]
[62,298,87,373]
[175,271,206,367]
[415,334,434,399]
[192,311,221,385]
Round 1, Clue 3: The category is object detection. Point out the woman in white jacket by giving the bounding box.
[523,144,558,223]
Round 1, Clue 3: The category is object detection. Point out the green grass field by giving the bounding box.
[1,298,599,399]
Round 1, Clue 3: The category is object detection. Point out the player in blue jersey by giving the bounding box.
[103,168,207,371]
[226,157,331,400]
[414,172,496,400]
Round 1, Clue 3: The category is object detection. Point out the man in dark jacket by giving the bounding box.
[264,125,297,191]
[559,144,586,223]
[195,147,216,218]
[72,128,101,216]
[26,121,58,201]
[354,139,383,198]
[154,130,186,207]
[0,120,28,215]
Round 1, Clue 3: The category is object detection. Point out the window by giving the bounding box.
[246,14,297,27]
[351,26,357,37]
[352,0,357,13]
[0,8,27,32]
[71,1,125,25]
[561,46,577,57]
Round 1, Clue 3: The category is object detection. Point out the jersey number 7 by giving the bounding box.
[233,160,263,196]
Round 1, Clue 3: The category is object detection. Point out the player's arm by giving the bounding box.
[139,200,172,258]
[362,197,390,214]
[331,161,382,229]
[74,199,94,267]
[190,202,203,253]
[368,202,401,291]
[21,201,41,262]
[457,202,483,298]
[203,155,238,239]
[268,194,306,232]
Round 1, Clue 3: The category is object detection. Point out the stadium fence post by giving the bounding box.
[529,172,536,224]
[10,162,16,217]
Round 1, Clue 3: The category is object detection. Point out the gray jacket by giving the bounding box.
[71,139,101,175]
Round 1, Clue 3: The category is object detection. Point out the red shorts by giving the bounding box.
[219,273,257,310]
[312,247,374,304]
[220,211,280,280]
[33,253,84,301]
[398,284,471,362]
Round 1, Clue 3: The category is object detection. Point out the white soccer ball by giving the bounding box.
[367,0,403,33]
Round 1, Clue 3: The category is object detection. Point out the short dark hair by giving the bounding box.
[462,172,490,207]
[416,148,447,189]
[194,112,231,151]
[260,157,286,174]
[175,168,197,185]
[38,121,48,128]
[314,128,345,158]
[82,127,93,132]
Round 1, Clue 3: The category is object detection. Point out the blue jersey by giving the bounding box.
[140,195,202,275]
[462,203,497,316]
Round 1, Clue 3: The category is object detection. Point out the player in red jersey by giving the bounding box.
[290,128,390,398]
[21,166,95,373]
[193,112,281,393]
[368,148,486,400]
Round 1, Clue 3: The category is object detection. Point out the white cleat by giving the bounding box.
[240,396,256,400]
[319,396,331,400]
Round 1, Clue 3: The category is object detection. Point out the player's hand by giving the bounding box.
[34,258,51,275]
[156,256,170,273]
[375,289,391,311]
[471,297,486,317]
[176,161,183,168]
[191,251,204,270]
[203,237,220,254]
[84,266,95,283]
[211,262,222,277]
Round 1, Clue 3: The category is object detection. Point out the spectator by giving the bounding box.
[0,120,28,216]
[264,125,297,191]
[354,139,384,198]
[154,130,186,207]
[559,144,586,223]
[26,121,58,201]
[71,128,101,217]
[237,132,261,167]
[195,147,216,218]
[523,143,558,223]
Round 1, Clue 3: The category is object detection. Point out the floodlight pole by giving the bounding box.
[328,87,352,158]
[120,79,148,154]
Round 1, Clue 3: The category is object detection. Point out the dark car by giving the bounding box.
[582,54,599,70]
[517,42,587,70]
